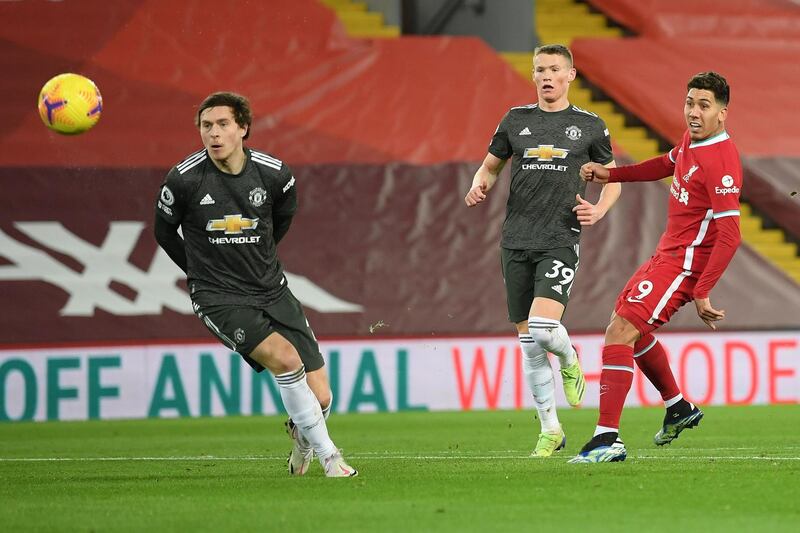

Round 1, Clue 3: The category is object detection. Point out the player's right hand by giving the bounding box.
[580,162,610,183]
[465,183,487,206]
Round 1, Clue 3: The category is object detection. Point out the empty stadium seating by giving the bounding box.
[1,0,797,346]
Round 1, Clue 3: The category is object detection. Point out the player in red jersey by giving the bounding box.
[568,72,742,463]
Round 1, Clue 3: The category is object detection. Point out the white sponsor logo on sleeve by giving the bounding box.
[715,174,740,195]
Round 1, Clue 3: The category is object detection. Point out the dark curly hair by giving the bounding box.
[688,72,730,106]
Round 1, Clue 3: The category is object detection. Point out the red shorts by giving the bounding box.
[615,255,698,336]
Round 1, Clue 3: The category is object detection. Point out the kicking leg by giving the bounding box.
[569,314,637,463]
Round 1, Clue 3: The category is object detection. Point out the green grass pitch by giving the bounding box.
[2,405,799,532]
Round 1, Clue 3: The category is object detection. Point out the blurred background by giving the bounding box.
[1,0,798,421]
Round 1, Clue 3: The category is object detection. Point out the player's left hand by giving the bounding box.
[694,297,725,330]
[572,194,604,226]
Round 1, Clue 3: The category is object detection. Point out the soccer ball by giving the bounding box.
[38,73,103,135]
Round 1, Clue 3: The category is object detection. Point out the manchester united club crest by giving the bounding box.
[249,187,266,207]
[565,125,582,140]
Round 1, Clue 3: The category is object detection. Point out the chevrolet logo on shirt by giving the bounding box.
[523,145,570,161]
[206,215,259,234]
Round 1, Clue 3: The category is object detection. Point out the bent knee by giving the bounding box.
[251,334,302,374]
[527,317,558,348]
[605,315,640,346]
[315,389,332,409]
[527,327,552,348]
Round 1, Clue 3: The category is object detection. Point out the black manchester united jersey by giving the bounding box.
[489,103,614,250]
[155,147,297,307]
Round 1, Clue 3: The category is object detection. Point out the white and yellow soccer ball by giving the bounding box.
[38,73,103,135]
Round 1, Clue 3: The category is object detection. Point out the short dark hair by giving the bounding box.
[534,44,573,67]
[687,72,729,106]
[196,92,253,139]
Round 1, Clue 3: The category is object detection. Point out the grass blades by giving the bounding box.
[1,405,799,532]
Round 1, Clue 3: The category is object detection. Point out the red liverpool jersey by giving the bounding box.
[657,130,742,272]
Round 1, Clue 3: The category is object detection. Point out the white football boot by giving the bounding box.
[323,450,358,478]
[286,418,313,476]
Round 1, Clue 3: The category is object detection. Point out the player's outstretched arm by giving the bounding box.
[694,298,725,330]
[584,153,675,184]
[465,153,505,207]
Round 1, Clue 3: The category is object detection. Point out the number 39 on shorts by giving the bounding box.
[544,259,575,287]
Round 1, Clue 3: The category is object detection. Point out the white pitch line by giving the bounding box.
[1,454,800,462]
[0,456,274,462]
[636,455,800,461]
[361,447,800,454]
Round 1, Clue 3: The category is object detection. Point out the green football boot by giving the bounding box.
[531,427,566,458]
[560,358,586,407]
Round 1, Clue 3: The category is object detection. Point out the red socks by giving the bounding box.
[598,344,634,429]
[596,336,681,432]
[634,334,680,401]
